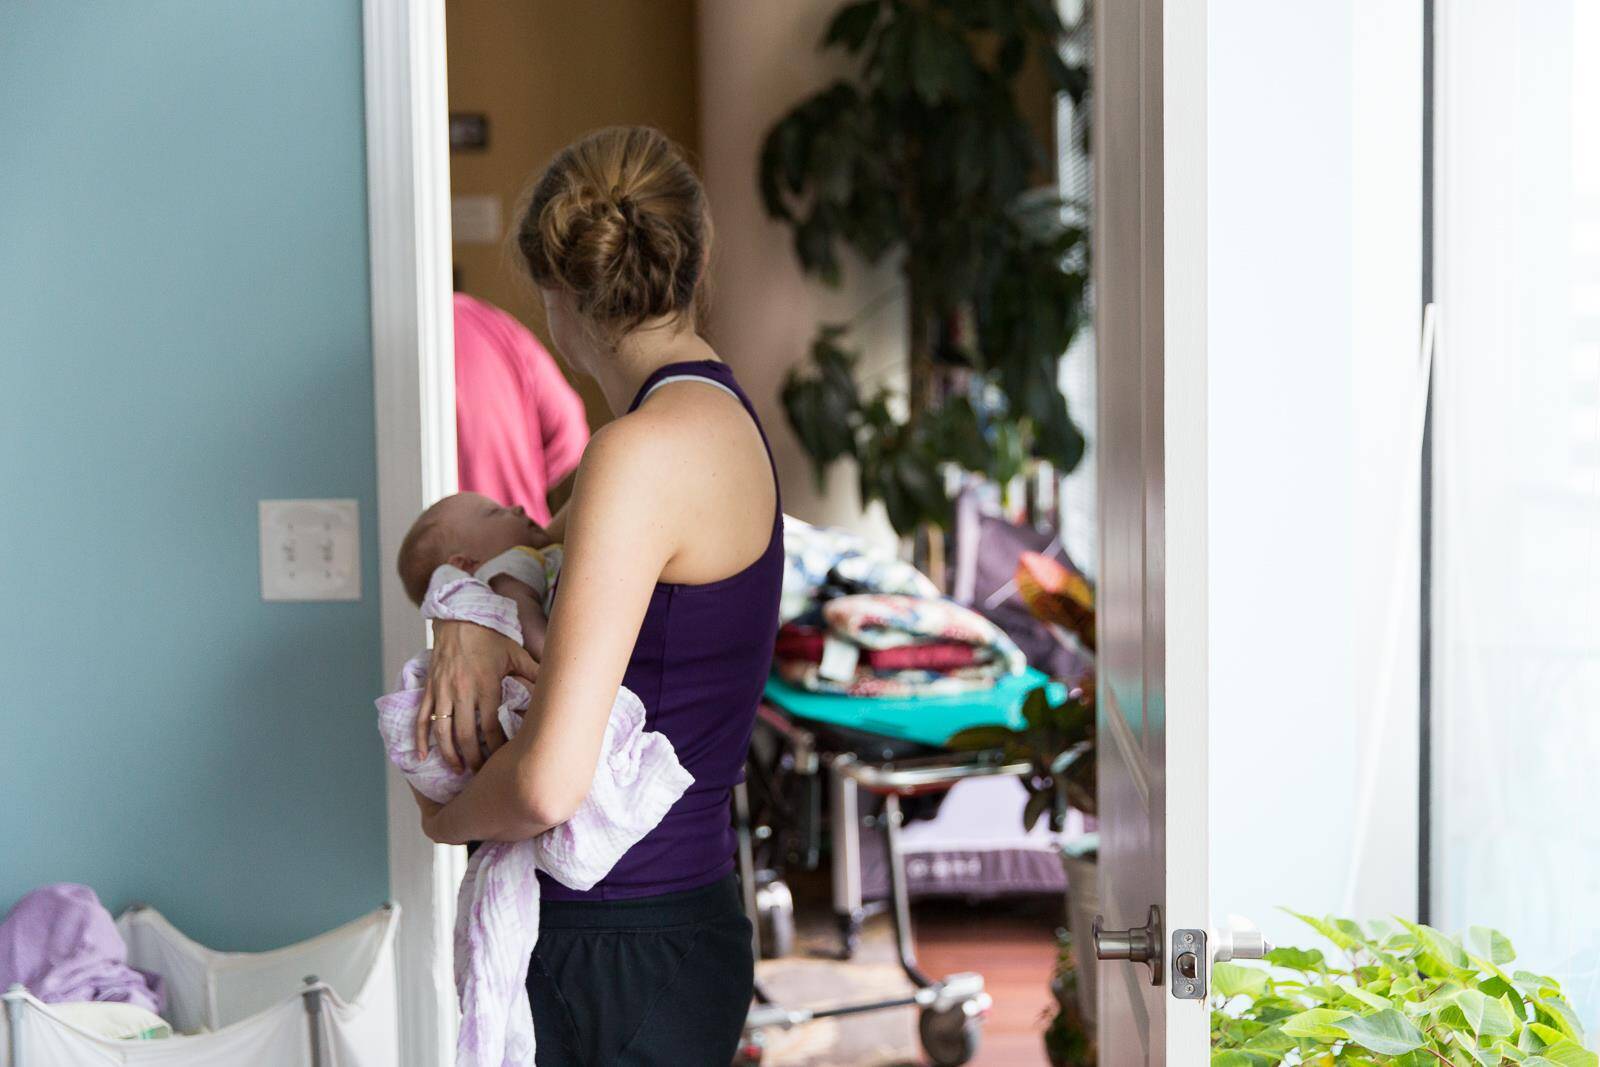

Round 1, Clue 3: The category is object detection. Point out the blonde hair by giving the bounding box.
[517,126,710,337]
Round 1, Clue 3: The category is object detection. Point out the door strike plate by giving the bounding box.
[1171,929,1207,999]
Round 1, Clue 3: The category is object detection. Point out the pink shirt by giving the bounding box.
[453,293,590,524]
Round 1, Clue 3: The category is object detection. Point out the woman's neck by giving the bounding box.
[589,317,719,416]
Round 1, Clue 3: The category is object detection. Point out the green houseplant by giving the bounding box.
[1045,929,1096,1065]
[1212,914,1594,1066]
[947,679,1094,829]
[760,0,1091,533]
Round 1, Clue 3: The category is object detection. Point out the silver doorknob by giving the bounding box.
[1093,905,1163,985]
[1213,914,1273,962]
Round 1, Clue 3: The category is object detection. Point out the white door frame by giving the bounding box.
[362,1,460,1064]
[1162,0,1209,1061]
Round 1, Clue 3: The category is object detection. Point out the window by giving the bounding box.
[1432,0,1600,1025]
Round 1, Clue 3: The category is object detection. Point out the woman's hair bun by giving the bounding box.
[518,126,709,336]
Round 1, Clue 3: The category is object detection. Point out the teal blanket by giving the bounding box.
[762,667,1058,748]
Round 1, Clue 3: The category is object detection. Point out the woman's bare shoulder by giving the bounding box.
[571,383,772,583]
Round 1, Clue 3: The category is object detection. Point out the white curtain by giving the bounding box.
[1433,0,1600,1029]
[1054,0,1096,576]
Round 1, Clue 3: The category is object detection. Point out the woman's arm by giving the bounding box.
[421,421,678,844]
[542,499,570,543]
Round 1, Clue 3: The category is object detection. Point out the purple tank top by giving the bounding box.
[540,360,782,900]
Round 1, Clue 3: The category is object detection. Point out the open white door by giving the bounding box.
[1091,0,1211,1062]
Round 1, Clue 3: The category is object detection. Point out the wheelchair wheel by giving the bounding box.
[919,1003,982,1067]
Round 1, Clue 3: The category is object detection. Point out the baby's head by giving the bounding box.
[398,492,544,604]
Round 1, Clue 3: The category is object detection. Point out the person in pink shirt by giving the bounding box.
[454,292,590,524]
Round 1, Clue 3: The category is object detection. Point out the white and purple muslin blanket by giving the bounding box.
[376,560,693,1067]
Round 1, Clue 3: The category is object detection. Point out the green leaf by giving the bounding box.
[1534,997,1586,1042]
[1340,986,1392,1013]
[1020,685,1053,728]
[945,725,1019,752]
[1212,962,1269,1000]
[1337,1008,1428,1056]
[1452,988,1518,1038]
[1287,911,1366,954]
[1240,1025,1298,1057]
[1021,788,1050,832]
[1209,1053,1258,1067]
[1279,1008,1352,1042]
[1488,1039,1530,1063]
[1265,946,1325,972]
[1516,971,1566,1000]
[1534,1043,1600,1067]
[1481,975,1529,1019]
[1398,917,1472,972]
[823,0,880,52]
[1530,1023,1571,1047]
[1467,926,1517,965]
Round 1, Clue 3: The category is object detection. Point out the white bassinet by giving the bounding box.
[1,902,398,1066]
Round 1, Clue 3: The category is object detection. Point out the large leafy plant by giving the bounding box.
[1212,913,1594,1066]
[761,0,1090,533]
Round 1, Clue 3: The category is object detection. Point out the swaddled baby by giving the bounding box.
[378,492,692,1067]
[397,492,559,646]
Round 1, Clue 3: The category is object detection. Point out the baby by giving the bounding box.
[398,491,561,659]
[381,491,691,1067]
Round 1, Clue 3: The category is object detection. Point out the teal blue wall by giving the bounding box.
[0,3,388,949]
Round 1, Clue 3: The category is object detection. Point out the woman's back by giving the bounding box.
[541,359,782,900]
[423,125,767,1065]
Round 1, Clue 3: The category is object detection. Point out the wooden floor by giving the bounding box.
[911,900,1061,1067]
[763,870,1067,1066]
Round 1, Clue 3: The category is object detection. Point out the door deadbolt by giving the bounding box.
[1093,905,1163,985]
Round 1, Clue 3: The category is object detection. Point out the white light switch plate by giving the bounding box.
[451,194,502,245]
[259,499,361,601]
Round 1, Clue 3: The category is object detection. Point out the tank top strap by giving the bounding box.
[627,360,743,413]
[633,372,741,409]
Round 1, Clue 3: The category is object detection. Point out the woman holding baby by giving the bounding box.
[409,126,777,1064]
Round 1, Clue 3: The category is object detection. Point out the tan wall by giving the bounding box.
[445,0,700,431]
[696,0,905,550]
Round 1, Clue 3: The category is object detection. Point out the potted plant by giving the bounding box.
[1212,913,1594,1066]
[759,0,1091,535]
[1045,928,1097,1066]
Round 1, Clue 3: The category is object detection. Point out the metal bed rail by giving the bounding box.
[739,737,1039,1066]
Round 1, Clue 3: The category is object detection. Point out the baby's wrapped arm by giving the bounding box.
[487,574,549,660]
[475,545,561,661]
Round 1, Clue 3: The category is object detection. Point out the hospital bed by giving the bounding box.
[752,669,1063,956]
[735,670,1076,1067]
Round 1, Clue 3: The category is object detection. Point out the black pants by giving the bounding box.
[527,875,754,1066]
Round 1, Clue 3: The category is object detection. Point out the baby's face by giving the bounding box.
[430,492,544,569]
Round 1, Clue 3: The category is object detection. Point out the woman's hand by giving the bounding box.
[418,620,540,772]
